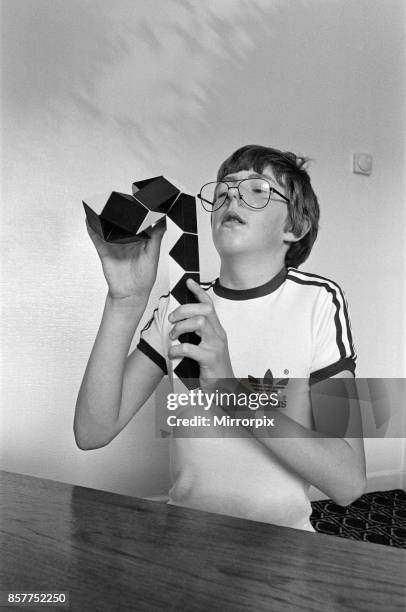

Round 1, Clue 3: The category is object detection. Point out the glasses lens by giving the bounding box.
[199,182,228,211]
[239,178,270,208]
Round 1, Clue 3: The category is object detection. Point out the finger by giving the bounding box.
[185,278,224,335]
[186,278,213,304]
[148,218,167,243]
[168,343,209,363]
[151,217,167,238]
[169,303,212,323]
[169,301,224,337]
[170,315,214,340]
[146,218,167,255]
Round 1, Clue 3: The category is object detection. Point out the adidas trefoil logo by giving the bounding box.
[247,369,289,403]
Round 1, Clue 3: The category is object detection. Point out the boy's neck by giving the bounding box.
[219,252,287,290]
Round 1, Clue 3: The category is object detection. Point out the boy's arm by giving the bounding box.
[74,219,167,450]
[310,369,366,480]
[237,370,366,507]
[74,294,164,450]
[205,371,365,506]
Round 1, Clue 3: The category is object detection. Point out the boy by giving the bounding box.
[74,145,366,532]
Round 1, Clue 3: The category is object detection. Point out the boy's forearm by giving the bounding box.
[75,293,148,431]
[248,410,365,506]
[214,378,366,506]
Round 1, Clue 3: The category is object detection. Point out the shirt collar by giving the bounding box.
[213,267,288,300]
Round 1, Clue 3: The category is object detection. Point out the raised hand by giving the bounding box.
[167,278,235,391]
[86,218,166,300]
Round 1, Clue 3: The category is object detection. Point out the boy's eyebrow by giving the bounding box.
[222,172,278,185]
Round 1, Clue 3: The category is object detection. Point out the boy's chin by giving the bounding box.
[214,238,250,258]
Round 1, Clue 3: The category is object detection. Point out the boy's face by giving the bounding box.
[211,166,294,260]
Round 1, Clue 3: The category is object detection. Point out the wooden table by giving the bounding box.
[1,471,405,611]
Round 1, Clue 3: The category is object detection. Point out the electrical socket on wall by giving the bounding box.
[353,153,373,175]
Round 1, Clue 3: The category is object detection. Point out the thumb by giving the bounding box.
[149,218,167,241]
[146,218,166,256]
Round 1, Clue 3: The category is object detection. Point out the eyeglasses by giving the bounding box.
[197,178,290,212]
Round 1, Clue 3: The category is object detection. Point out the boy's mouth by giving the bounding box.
[221,211,246,225]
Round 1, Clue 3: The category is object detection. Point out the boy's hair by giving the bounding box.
[216,144,320,268]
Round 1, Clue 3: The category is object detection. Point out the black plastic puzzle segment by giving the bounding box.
[132,176,160,192]
[178,331,201,346]
[171,272,200,305]
[167,193,197,233]
[169,234,199,271]
[132,176,179,214]
[174,358,200,389]
[83,201,104,236]
[100,218,148,244]
[102,192,148,234]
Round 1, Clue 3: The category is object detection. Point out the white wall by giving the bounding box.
[1,0,405,498]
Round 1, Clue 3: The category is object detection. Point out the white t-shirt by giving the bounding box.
[137,266,357,531]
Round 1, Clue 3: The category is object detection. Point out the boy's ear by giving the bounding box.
[283,218,310,243]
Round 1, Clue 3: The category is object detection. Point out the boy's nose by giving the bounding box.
[225,186,241,204]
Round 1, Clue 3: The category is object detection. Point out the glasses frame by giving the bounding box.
[197,178,290,212]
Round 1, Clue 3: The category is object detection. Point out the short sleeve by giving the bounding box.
[137,295,169,375]
[309,283,357,385]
